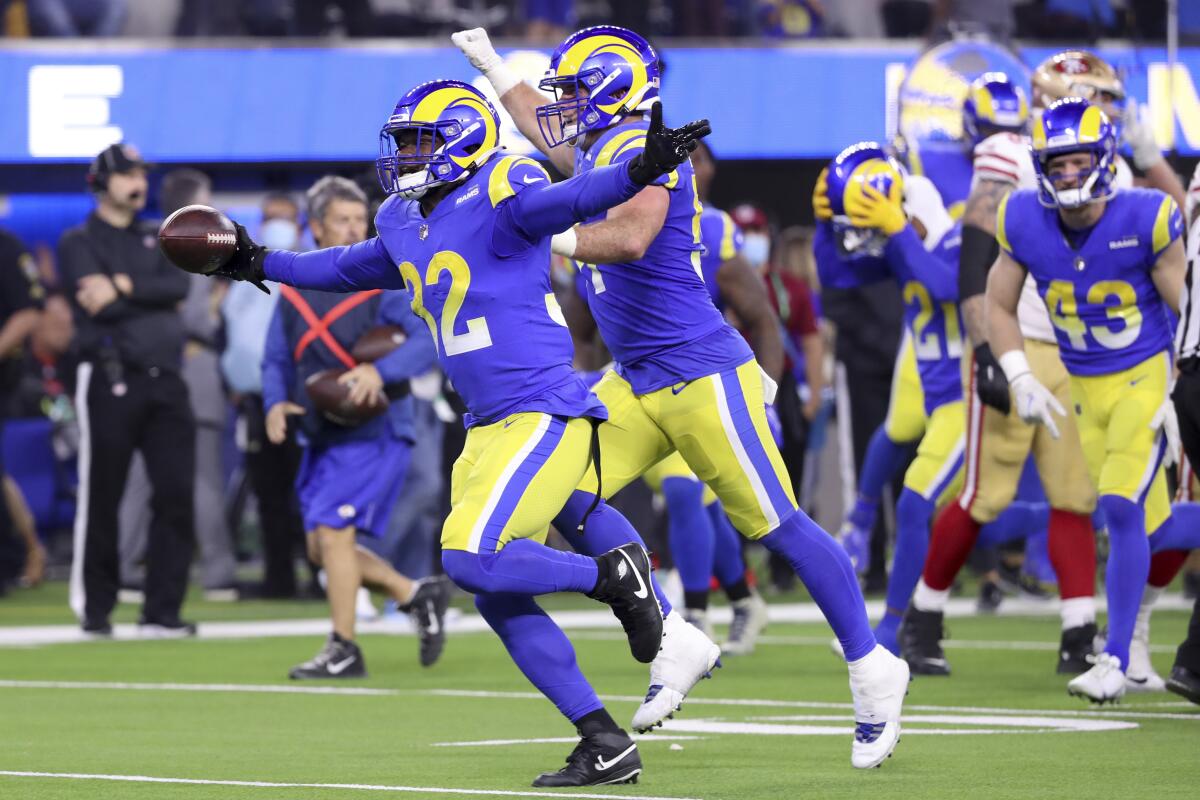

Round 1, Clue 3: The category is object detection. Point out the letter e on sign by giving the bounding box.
[28,65,123,158]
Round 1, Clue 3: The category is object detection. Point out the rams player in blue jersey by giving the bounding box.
[455,25,910,768]
[985,98,1186,704]
[815,144,967,658]
[199,79,710,786]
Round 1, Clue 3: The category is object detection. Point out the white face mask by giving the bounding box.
[260,218,299,250]
[742,232,770,268]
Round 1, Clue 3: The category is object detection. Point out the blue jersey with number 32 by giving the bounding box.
[373,155,606,426]
[998,188,1182,376]
[573,121,753,394]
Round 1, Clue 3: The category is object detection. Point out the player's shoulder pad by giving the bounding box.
[972,132,1030,187]
[708,208,743,261]
[487,155,551,207]
[1132,188,1184,257]
[374,193,410,231]
[592,121,681,189]
[994,188,1037,255]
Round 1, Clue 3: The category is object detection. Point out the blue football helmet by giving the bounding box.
[376,79,502,199]
[824,141,905,257]
[962,72,1029,145]
[1030,97,1118,209]
[536,25,661,148]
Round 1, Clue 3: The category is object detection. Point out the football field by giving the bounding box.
[2,585,1197,800]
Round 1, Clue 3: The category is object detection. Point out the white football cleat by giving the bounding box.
[1124,636,1166,693]
[682,607,714,639]
[1068,652,1126,704]
[722,590,769,656]
[631,610,721,733]
[848,644,909,769]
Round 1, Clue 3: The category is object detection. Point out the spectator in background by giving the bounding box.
[263,176,444,678]
[26,0,125,35]
[525,0,572,42]
[165,169,238,599]
[0,226,44,595]
[58,143,195,637]
[756,0,824,37]
[673,0,729,36]
[221,193,306,599]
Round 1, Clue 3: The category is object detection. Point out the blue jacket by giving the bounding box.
[262,287,436,445]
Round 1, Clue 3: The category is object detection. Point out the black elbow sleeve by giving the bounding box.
[959,224,999,300]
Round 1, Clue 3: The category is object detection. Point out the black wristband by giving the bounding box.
[959,224,999,300]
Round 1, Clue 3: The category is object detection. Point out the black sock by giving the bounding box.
[683,590,709,612]
[589,554,612,596]
[723,577,751,603]
[576,707,621,737]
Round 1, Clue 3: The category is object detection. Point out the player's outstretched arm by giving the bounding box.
[503,102,710,253]
[452,28,575,176]
[222,223,404,293]
[717,254,785,380]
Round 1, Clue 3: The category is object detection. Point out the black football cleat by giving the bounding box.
[1166,665,1200,706]
[900,607,951,676]
[288,634,367,680]
[588,543,663,663]
[404,576,451,667]
[532,730,642,787]
[976,580,1003,614]
[81,618,113,639]
[1057,623,1097,675]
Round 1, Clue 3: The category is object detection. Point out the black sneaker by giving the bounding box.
[900,607,951,676]
[1057,623,1097,675]
[1166,665,1200,706]
[976,580,1003,614]
[588,544,663,663]
[288,635,367,680]
[404,576,450,667]
[137,617,197,639]
[81,618,113,638]
[531,730,642,787]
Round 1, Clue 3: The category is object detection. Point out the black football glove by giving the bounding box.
[627,101,712,186]
[212,223,270,294]
[973,342,1012,414]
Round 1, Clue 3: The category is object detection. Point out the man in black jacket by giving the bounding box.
[59,143,196,637]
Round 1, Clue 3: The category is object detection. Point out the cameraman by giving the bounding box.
[58,143,195,637]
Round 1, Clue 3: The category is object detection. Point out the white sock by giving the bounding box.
[847,643,884,678]
[1134,585,1163,640]
[912,579,949,613]
[1060,596,1096,630]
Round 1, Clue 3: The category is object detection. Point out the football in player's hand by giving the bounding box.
[305,368,389,426]
[158,205,238,274]
[351,325,408,363]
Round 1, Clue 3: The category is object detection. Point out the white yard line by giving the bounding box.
[1,680,1195,719]
[1,595,1192,647]
[0,771,702,800]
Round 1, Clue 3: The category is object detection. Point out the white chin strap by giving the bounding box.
[396,169,435,199]
[1053,169,1101,209]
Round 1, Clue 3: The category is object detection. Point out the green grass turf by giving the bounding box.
[1,585,1198,800]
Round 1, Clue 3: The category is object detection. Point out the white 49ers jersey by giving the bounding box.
[971,132,1133,343]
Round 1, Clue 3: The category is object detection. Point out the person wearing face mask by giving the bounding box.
[258,193,304,251]
[58,143,196,637]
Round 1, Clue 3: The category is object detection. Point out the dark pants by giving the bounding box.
[71,363,195,624]
[1172,367,1200,671]
[241,395,304,596]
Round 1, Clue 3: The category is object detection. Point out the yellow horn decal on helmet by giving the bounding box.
[557,34,648,116]
[409,87,497,168]
[1077,105,1103,143]
[1031,116,1048,150]
[973,85,997,123]
[1017,95,1029,122]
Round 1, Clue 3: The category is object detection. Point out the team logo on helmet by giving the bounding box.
[377,79,502,199]
[962,72,1029,146]
[535,25,661,148]
[824,142,905,258]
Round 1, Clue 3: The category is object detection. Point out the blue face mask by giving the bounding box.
[260,218,299,250]
[742,233,770,269]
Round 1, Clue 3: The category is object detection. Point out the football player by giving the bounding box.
[455,25,910,768]
[815,144,964,657]
[986,97,1185,703]
[205,79,709,786]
